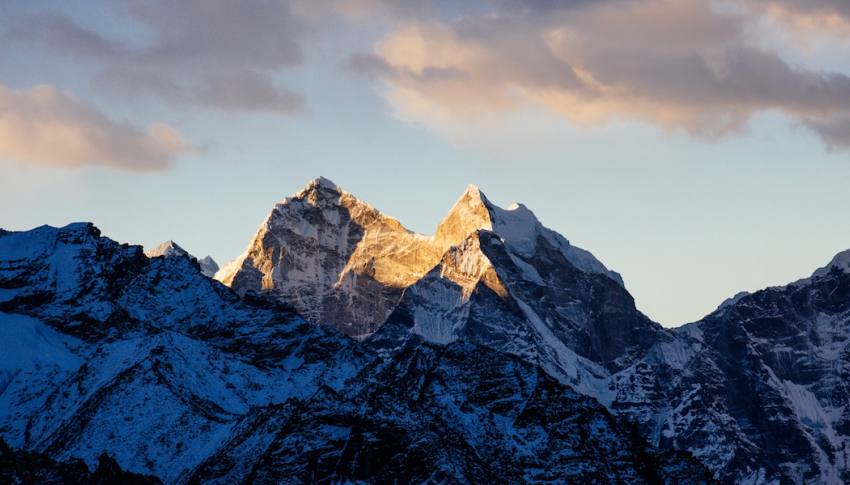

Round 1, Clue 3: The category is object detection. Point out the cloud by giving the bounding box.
[4,0,306,113]
[757,0,850,33]
[353,0,850,149]
[0,84,192,171]
[803,118,850,150]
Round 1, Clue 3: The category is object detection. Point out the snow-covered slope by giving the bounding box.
[187,340,711,484]
[812,249,850,278]
[370,227,663,401]
[601,254,850,483]
[0,223,364,481]
[0,222,708,484]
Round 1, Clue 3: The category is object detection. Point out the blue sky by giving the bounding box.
[3,0,850,326]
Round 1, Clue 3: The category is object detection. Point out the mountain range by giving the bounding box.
[2,177,850,483]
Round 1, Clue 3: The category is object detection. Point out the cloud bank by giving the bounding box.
[6,0,850,151]
[0,85,191,171]
[352,0,850,149]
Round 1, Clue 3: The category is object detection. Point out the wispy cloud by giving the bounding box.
[0,84,192,171]
[350,0,850,149]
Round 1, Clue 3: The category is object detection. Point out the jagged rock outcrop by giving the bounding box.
[370,229,665,405]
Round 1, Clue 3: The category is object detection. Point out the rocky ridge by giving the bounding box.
[0,221,710,484]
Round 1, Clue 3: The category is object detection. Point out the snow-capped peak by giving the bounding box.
[812,248,850,278]
[145,240,189,259]
[435,184,622,285]
[290,176,340,199]
[312,176,338,190]
[462,183,482,198]
[434,185,496,247]
[144,241,219,277]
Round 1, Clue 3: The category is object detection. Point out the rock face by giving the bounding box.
[216,177,444,337]
[197,256,219,278]
[217,178,622,340]
[374,224,663,369]
[608,262,850,483]
[0,222,709,484]
[0,437,161,485]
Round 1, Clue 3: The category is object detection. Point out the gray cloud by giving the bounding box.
[761,0,850,19]
[6,0,850,150]
[804,118,850,150]
[0,84,192,171]
[4,0,305,113]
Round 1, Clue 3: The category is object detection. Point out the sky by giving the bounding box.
[2,0,850,326]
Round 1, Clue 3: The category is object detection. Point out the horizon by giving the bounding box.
[4,0,850,326]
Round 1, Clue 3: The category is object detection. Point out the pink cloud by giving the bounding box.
[0,84,192,171]
[352,0,850,148]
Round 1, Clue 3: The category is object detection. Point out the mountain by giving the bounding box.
[215,177,444,337]
[372,195,664,380]
[0,222,709,483]
[212,178,850,483]
[217,178,662,386]
[216,178,623,341]
[146,240,219,277]
[432,184,623,286]
[6,179,850,483]
[0,223,364,482]
[605,255,850,483]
